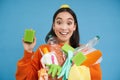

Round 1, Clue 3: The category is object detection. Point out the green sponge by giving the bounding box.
[61,43,87,66]
[72,52,86,66]
[24,29,35,43]
[61,43,75,55]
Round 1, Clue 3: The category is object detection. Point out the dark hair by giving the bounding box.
[45,7,80,48]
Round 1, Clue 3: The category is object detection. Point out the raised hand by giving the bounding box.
[22,37,36,53]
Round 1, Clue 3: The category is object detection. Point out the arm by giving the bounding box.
[89,63,102,80]
[82,49,102,80]
[82,50,102,66]
[15,48,43,80]
[15,38,43,80]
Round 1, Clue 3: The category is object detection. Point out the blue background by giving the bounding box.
[0,0,120,80]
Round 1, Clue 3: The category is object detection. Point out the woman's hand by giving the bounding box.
[22,37,36,53]
[38,68,48,80]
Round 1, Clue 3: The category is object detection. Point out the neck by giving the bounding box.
[58,40,70,46]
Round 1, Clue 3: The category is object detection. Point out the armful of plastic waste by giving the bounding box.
[80,36,102,66]
[57,44,87,79]
[40,47,62,78]
[40,49,59,68]
[62,43,87,66]
[61,35,102,66]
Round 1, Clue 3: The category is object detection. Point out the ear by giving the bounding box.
[73,24,76,31]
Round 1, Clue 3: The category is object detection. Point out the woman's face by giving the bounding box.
[53,11,76,44]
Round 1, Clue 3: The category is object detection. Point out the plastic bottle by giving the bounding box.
[47,35,66,66]
[40,35,59,68]
[74,36,100,54]
[47,35,58,45]
[85,35,100,48]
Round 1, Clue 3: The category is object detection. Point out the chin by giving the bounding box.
[59,38,69,43]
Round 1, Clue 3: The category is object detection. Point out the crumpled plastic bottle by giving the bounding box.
[74,36,100,54]
[47,35,66,66]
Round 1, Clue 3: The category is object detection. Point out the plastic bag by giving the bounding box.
[68,64,91,80]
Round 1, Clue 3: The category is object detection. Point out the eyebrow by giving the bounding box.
[56,17,74,21]
[55,17,62,20]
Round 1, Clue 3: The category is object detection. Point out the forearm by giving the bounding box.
[82,50,102,80]
[15,50,34,80]
[89,63,102,80]
[15,49,42,80]
[82,50,102,66]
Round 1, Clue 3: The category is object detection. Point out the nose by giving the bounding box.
[61,24,68,30]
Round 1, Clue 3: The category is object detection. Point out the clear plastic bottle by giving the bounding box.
[47,35,58,45]
[74,36,100,54]
[85,35,100,48]
[47,35,66,66]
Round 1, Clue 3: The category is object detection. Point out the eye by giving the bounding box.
[56,21,62,25]
[67,21,72,25]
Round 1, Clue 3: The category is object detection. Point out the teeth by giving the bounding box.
[60,32,68,35]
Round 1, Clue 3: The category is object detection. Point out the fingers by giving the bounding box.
[22,38,25,44]
[38,68,48,80]
[22,36,36,43]
[22,37,36,52]
[34,37,36,41]
[33,37,36,45]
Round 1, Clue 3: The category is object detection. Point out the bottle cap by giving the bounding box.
[43,47,49,54]
[96,35,100,40]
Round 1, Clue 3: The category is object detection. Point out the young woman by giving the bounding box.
[16,4,102,80]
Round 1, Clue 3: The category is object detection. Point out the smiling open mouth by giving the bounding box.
[59,32,69,35]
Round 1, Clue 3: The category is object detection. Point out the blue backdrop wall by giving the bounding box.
[0,0,120,80]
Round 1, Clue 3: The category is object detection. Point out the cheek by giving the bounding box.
[53,26,60,35]
[53,27,59,33]
[70,26,76,32]
[53,24,62,30]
